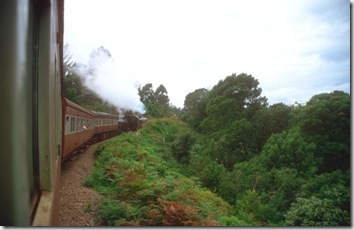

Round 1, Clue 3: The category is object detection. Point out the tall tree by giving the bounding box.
[201,73,267,132]
[183,88,209,130]
[251,103,293,151]
[199,73,267,167]
[297,91,350,173]
[154,84,170,107]
[138,83,171,117]
[139,83,155,104]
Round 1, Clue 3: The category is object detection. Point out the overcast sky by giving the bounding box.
[64,0,350,109]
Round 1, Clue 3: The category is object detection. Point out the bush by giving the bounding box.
[86,118,231,226]
[283,196,350,226]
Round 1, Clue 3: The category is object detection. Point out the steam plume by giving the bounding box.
[73,46,145,114]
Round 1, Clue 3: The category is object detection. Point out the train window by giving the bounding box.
[70,117,75,132]
[65,116,71,134]
[75,117,79,131]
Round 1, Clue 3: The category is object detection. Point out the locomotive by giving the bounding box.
[0,0,145,226]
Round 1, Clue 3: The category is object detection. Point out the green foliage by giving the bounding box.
[296,91,350,173]
[298,170,350,213]
[201,73,267,133]
[183,88,210,130]
[218,215,251,226]
[234,189,277,226]
[80,66,350,227]
[260,126,318,177]
[138,83,172,118]
[251,103,293,151]
[197,73,268,169]
[213,118,257,169]
[170,131,196,164]
[179,72,350,227]
[86,118,232,226]
[283,196,350,226]
[200,161,226,192]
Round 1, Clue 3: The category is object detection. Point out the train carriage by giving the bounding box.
[92,111,119,141]
[62,98,96,160]
[0,0,137,226]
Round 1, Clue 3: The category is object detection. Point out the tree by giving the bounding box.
[259,126,318,177]
[284,196,350,226]
[198,73,267,168]
[138,83,155,104]
[251,103,293,152]
[297,91,350,173]
[210,118,256,169]
[183,88,209,130]
[201,73,267,133]
[154,84,170,116]
[154,85,169,105]
[64,43,76,70]
[298,169,350,214]
[138,83,171,118]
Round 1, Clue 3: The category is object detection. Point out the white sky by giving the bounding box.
[64,0,350,108]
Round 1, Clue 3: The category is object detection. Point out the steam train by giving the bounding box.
[0,0,144,226]
[62,98,144,162]
[62,98,119,161]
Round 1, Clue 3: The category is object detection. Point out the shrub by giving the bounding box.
[283,196,350,226]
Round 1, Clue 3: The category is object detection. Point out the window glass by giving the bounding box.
[70,117,75,132]
[65,116,70,134]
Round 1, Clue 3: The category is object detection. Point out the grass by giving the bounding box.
[84,118,232,226]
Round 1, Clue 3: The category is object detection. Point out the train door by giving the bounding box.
[0,0,64,226]
[0,0,41,225]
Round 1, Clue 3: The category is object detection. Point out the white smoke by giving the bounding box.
[73,46,146,114]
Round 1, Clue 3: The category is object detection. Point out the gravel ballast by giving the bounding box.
[59,141,104,226]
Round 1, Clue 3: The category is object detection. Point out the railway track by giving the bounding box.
[59,140,105,226]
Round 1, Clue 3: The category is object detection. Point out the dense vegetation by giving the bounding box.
[180,74,350,226]
[84,119,234,226]
[82,70,350,226]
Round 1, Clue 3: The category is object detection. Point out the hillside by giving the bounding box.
[84,118,237,226]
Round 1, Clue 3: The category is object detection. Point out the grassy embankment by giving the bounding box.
[84,118,234,226]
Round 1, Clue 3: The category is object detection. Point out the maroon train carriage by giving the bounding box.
[62,98,96,160]
[62,98,120,161]
[1,0,122,226]
[91,111,119,141]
